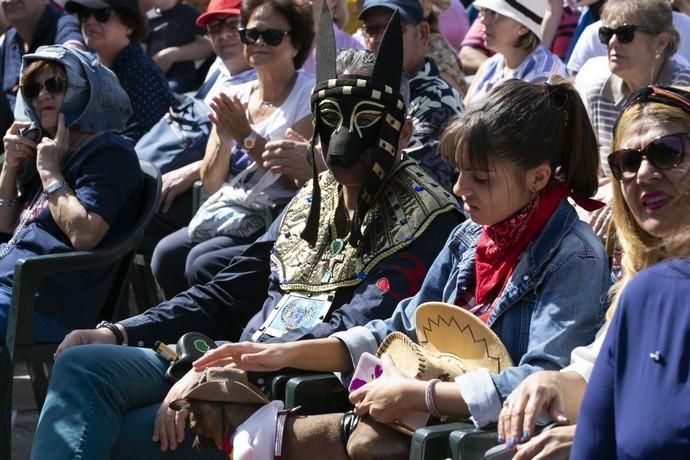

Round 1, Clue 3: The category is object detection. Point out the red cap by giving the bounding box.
[196,0,242,27]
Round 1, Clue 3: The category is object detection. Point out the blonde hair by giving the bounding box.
[607,88,690,319]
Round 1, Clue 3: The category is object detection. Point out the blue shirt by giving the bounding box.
[1,4,84,110]
[110,42,176,143]
[0,133,143,334]
[405,57,462,191]
[572,258,690,460]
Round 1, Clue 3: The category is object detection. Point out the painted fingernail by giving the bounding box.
[506,438,517,449]
[496,434,504,443]
[520,431,530,441]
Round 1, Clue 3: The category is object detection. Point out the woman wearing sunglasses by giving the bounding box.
[576,0,690,175]
[0,45,142,342]
[149,0,315,300]
[64,0,175,143]
[495,85,690,460]
[464,0,566,103]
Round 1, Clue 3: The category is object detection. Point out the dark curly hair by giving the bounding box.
[241,0,315,70]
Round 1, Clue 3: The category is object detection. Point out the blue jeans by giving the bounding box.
[0,284,66,342]
[32,344,224,460]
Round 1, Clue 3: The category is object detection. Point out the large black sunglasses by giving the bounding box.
[238,28,290,46]
[608,132,688,182]
[598,23,653,45]
[21,76,67,99]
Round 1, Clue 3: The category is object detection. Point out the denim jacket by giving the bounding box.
[332,200,611,426]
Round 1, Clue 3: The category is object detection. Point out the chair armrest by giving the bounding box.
[192,180,203,214]
[284,373,350,414]
[409,422,477,460]
[9,246,136,350]
[449,428,500,460]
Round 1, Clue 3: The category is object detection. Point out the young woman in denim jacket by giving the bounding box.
[195,77,612,454]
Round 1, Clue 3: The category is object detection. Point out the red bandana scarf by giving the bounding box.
[472,182,571,320]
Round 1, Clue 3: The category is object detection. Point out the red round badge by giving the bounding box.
[376,278,390,293]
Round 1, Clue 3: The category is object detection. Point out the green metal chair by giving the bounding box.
[0,161,161,460]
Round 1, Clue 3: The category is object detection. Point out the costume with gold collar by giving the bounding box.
[272,160,458,292]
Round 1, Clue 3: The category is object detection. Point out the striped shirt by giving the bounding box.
[467,45,567,103]
[575,56,690,176]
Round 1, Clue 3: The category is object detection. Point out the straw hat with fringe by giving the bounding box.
[376,302,513,382]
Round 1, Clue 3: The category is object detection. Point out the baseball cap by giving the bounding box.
[359,0,425,24]
[196,0,242,27]
[64,0,138,14]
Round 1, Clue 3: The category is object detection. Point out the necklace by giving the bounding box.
[328,190,352,258]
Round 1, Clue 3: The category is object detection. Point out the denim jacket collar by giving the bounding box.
[451,199,581,325]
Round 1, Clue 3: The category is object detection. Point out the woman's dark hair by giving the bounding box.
[114,7,148,43]
[241,0,315,70]
[441,76,599,198]
[20,61,68,89]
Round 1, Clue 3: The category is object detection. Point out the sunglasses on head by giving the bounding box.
[21,76,66,99]
[238,28,290,46]
[598,23,653,45]
[75,6,112,23]
[608,132,688,182]
[206,16,240,35]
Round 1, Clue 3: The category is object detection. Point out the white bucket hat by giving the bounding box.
[473,0,546,40]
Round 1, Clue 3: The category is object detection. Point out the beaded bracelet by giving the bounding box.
[425,378,443,418]
[0,198,17,207]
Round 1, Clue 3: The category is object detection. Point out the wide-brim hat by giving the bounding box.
[196,0,242,27]
[169,367,269,411]
[377,302,513,381]
[472,0,545,40]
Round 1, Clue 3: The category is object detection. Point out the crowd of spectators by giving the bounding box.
[1,0,689,458]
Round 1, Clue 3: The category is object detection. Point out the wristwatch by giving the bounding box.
[241,131,258,151]
[43,181,69,198]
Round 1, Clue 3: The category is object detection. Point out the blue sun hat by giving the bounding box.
[14,45,132,133]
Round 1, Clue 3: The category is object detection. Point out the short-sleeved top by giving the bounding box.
[110,42,176,143]
[575,55,690,175]
[146,3,205,90]
[0,4,84,110]
[406,57,463,191]
[201,59,256,105]
[572,258,690,460]
[224,70,314,203]
[0,133,143,332]
[467,46,567,103]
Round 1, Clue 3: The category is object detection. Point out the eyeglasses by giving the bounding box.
[206,17,241,36]
[598,24,653,45]
[238,28,290,46]
[21,76,67,99]
[608,132,688,181]
[478,8,503,22]
[75,7,112,23]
